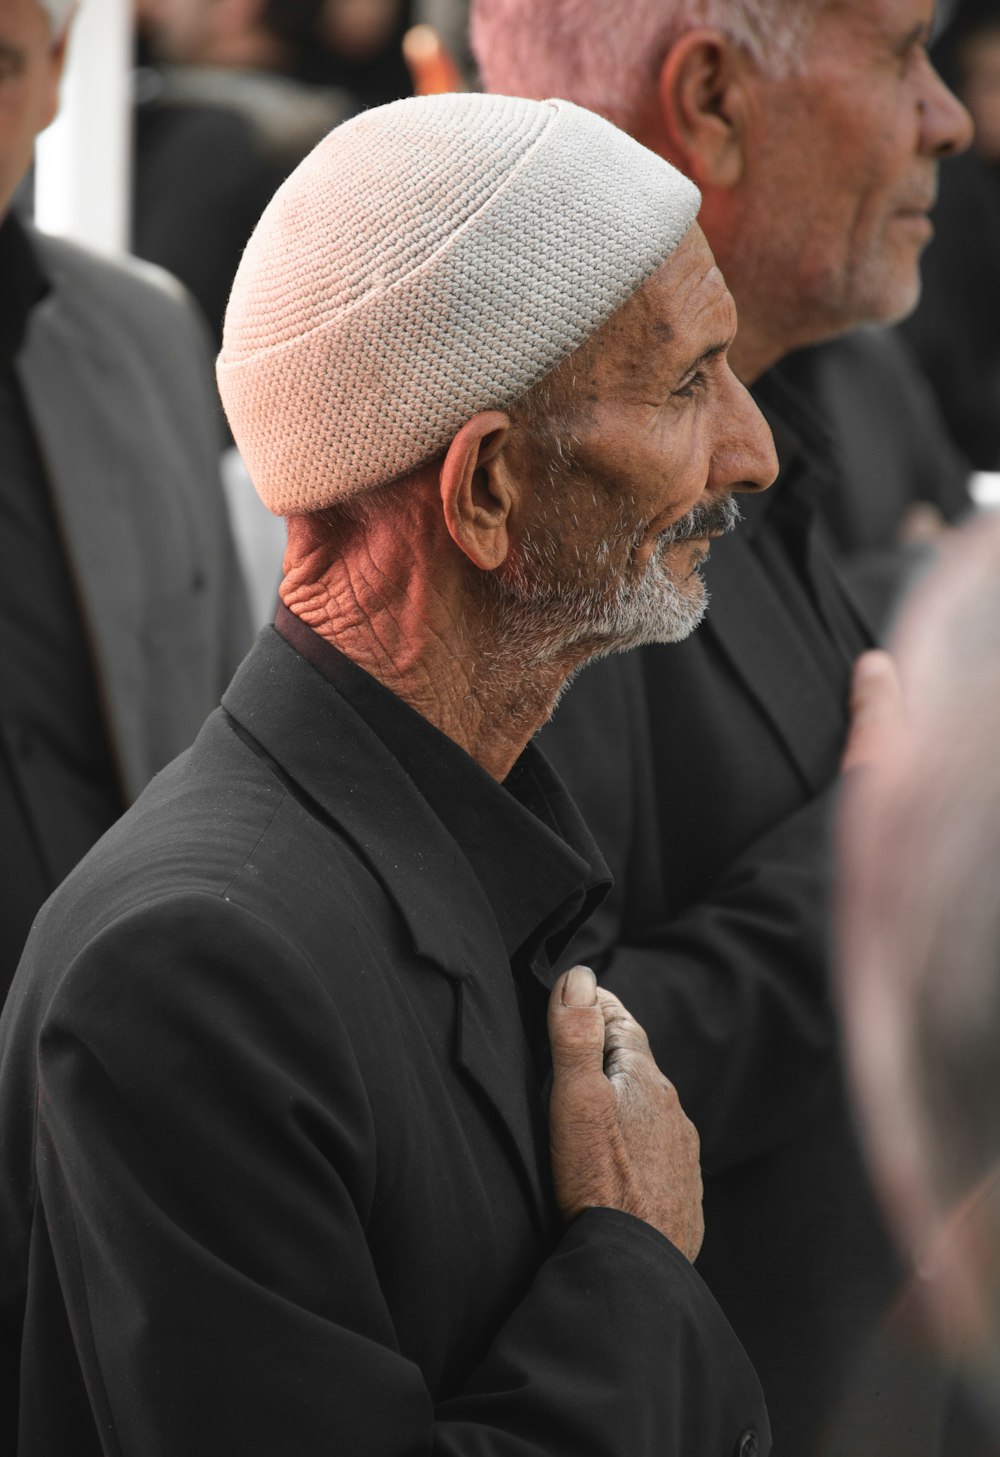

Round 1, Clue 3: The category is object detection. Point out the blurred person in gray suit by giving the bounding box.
[0,0,251,1000]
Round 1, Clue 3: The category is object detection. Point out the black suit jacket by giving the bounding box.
[0,629,768,1456]
[537,377,899,1454]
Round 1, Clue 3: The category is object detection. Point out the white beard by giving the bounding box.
[482,490,739,673]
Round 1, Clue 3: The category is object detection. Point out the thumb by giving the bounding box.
[548,966,607,1080]
[842,649,903,774]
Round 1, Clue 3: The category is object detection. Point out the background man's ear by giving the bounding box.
[439,411,515,570]
[657,29,749,190]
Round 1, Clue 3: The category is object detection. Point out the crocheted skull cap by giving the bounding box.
[217,91,701,515]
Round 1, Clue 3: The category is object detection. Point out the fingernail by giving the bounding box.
[854,650,890,683]
[562,965,597,1007]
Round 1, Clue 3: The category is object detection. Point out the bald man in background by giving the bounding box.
[472,0,973,1447]
[836,515,1000,1456]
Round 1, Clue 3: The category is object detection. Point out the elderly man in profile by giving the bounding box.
[471,0,973,1445]
[0,93,777,1455]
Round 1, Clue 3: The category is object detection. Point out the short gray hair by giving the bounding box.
[471,0,828,127]
[37,0,76,36]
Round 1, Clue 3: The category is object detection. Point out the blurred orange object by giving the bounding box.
[402,24,464,95]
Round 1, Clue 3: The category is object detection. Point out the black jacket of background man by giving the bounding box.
[537,371,900,1455]
[0,618,768,1457]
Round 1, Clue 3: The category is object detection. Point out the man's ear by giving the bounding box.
[657,29,749,190]
[439,411,516,571]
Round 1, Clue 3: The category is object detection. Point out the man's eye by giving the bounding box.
[0,52,26,83]
[674,370,707,400]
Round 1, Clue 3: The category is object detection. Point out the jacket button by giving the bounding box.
[734,1431,759,1457]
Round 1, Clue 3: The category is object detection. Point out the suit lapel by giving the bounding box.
[223,633,551,1225]
[701,524,848,796]
[16,284,150,800]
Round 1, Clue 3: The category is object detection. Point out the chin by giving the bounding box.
[853,253,925,328]
[873,279,923,326]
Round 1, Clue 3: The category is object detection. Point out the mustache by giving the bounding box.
[657,493,742,545]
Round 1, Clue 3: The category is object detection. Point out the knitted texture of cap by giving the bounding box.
[217,92,701,515]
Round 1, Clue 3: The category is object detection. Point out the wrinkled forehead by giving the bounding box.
[586,228,733,372]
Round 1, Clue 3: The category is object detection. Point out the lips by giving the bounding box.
[893,208,934,241]
[899,190,936,211]
[897,173,938,218]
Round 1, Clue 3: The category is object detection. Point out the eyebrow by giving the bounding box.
[899,21,930,48]
[678,340,728,378]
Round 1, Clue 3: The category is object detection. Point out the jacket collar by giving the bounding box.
[221,626,609,1225]
[695,367,871,792]
[259,609,609,974]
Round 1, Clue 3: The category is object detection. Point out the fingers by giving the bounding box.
[548,967,607,1081]
[597,988,651,1051]
[547,971,704,1256]
[841,649,903,775]
[548,973,657,1080]
[895,500,948,546]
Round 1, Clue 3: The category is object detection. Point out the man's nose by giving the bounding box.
[919,56,974,158]
[717,386,779,497]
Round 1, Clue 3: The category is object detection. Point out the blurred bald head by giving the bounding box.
[839,513,1000,1381]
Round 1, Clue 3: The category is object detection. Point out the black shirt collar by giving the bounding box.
[274,604,610,970]
[0,211,50,367]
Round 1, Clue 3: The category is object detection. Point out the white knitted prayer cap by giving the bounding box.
[217,91,701,515]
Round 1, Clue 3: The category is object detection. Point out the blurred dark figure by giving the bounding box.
[899,0,1000,469]
[294,0,413,107]
[778,327,973,633]
[1,0,251,1003]
[830,513,1000,1455]
[134,0,355,344]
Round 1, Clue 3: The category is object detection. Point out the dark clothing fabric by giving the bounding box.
[0,221,252,1004]
[536,370,898,1456]
[0,208,46,357]
[274,603,611,1013]
[0,215,124,979]
[899,149,1000,471]
[0,626,770,1456]
[778,328,973,631]
[779,331,971,555]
